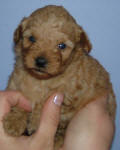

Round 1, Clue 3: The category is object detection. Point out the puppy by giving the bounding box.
[3,5,116,149]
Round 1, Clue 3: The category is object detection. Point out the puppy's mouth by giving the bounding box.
[31,68,51,76]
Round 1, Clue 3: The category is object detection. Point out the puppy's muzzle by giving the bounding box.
[35,56,47,68]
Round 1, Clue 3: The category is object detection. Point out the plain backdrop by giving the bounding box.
[0,0,120,149]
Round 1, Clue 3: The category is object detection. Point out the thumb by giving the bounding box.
[34,93,64,141]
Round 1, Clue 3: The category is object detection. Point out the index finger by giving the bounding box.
[0,90,32,118]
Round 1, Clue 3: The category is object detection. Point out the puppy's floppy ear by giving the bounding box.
[76,26,92,53]
[14,17,28,44]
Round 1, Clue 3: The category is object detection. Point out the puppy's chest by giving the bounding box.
[17,74,82,110]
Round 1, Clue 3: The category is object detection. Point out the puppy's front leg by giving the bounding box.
[3,107,28,136]
[27,102,42,135]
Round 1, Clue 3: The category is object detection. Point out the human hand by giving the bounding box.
[0,90,64,150]
[62,95,115,150]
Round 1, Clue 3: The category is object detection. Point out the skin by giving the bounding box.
[62,95,115,150]
[0,91,114,150]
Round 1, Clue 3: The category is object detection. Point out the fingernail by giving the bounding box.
[25,104,32,112]
[21,99,32,112]
[53,93,64,106]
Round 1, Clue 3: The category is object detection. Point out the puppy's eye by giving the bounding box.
[58,43,66,50]
[29,36,36,43]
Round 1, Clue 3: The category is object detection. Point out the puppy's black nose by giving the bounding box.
[35,56,47,68]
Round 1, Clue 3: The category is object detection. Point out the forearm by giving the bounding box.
[63,95,114,150]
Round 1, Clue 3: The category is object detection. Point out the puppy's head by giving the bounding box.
[14,5,92,79]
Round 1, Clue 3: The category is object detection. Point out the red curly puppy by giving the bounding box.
[3,5,116,149]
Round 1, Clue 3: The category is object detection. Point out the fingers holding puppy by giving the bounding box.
[0,90,32,118]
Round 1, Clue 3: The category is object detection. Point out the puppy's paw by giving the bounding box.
[3,107,28,136]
